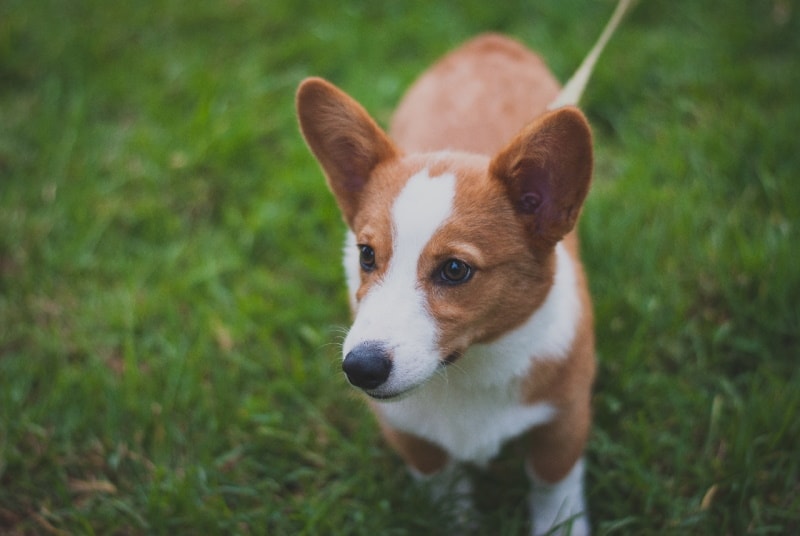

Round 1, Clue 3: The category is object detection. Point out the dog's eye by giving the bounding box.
[359,245,376,272]
[439,259,472,285]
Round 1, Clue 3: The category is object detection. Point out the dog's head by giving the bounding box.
[296,77,592,400]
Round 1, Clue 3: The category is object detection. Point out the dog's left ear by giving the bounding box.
[297,77,398,227]
[490,107,593,250]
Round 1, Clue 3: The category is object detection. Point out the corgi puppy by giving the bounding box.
[296,2,630,533]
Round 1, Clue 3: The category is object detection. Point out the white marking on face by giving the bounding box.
[342,168,456,397]
[343,230,360,312]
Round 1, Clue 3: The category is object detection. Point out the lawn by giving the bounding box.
[1,0,798,534]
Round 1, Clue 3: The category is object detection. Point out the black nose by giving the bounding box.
[342,342,392,390]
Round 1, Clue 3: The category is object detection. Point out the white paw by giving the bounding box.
[527,459,589,536]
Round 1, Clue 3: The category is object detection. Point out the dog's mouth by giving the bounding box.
[363,351,464,401]
[443,351,462,365]
[364,384,420,401]
[366,389,410,401]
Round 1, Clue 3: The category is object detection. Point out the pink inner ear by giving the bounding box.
[514,159,580,242]
[330,137,368,192]
[517,164,551,214]
[520,192,542,213]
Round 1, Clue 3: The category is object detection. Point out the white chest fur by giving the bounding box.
[378,375,556,465]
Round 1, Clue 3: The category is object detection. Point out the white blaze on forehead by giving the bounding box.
[391,168,457,274]
[342,168,456,397]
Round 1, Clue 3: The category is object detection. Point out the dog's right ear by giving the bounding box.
[296,78,398,227]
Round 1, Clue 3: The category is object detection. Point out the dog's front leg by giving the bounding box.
[527,457,588,536]
[411,459,474,524]
[376,420,475,528]
[525,403,591,536]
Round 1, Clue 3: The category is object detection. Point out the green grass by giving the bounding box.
[1,0,798,534]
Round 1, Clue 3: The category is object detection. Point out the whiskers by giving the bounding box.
[318,325,348,367]
[324,325,349,347]
[433,352,471,395]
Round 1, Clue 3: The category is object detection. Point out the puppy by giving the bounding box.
[296,2,630,533]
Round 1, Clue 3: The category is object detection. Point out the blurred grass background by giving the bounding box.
[1,0,798,534]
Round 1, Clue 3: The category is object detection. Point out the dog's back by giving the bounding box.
[391,34,560,155]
